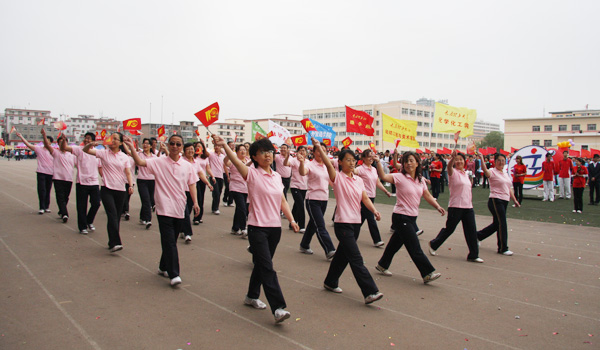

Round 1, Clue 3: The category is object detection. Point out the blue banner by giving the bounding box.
[309,118,336,144]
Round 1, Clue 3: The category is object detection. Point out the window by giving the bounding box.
[417,110,423,116]
[417,121,423,126]
[559,125,567,131]
[532,125,540,132]
[423,132,429,137]
[324,113,330,118]
[402,108,408,115]
[375,120,379,126]
[417,131,423,136]
[376,111,379,116]
[532,140,540,146]
[572,124,580,131]
[376,131,379,136]
[424,112,430,118]
[431,133,437,138]
[587,124,596,131]
[409,109,416,116]
[544,140,552,147]
[544,125,552,132]
[365,110,372,116]
[424,122,430,127]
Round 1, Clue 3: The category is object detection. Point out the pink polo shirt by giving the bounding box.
[34,145,54,175]
[51,150,75,182]
[209,152,224,178]
[333,172,365,224]
[71,146,99,186]
[488,168,512,201]
[228,161,248,194]
[275,154,291,178]
[246,166,284,227]
[195,157,209,174]
[306,160,330,201]
[136,152,156,180]
[145,156,199,219]
[96,149,130,191]
[448,169,472,209]
[357,165,378,198]
[392,173,428,217]
[288,157,308,190]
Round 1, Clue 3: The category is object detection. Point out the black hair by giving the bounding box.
[280,143,289,149]
[183,142,194,153]
[235,144,246,152]
[110,132,126,153]
[337,149,356,171]
[194,139,209,159]
[515,155,523,164]
[454,152,466,162]
[168,134,184,144]
[361,149,372,159]
[249,138,275,168]
[563,150,569,155]
[494,153,506,162]
[142,138,151,145]
[84,132,96,141]
[47,136,54,143]
[297,145,306,152]
[400,151,423,182]
[594,153,600,158]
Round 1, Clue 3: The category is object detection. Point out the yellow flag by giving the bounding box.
[382,114,419,148]
[432,102,477,137]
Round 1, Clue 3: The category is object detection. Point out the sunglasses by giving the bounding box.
[169,142,182,147]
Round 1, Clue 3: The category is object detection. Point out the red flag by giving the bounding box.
[194,102,220,127]
[300,118,317,133]
[395,139,401,148]
[425,148,431,154]
[230,131,237,142]
[478,148,488,156]
[356,147,362,153]
[323,139,331,146]
[158,135,167,142]
[467,142,476,155]
[342,137,353,148]
[157,125,165,137]
[569,149,580,157]
[436,149,443,155]
[369,141,376,152]
[53,121,67,130]
[291,134,307,146]
[129,130,143,136]
[415,149,423,154]
[510,147,518,153]
[486,147,497,154]
[453,131,461,144]
[37,118,45,126]
[581,149,591,158]
[267,131,275,138]
[345,106,374,136]
[499,149,509,156]
[10,126,16,134]
[123,118,141,130]
[100,129,107,140]
[255,132,266,141]
[103,135,113,146]
[591,148,600,156]
[194,129,200,136]
[443,147,452,154]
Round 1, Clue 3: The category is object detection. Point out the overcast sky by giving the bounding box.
[1,0,598,128]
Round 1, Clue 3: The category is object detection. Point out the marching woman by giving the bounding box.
[476,153,520,256]
[135,138,156,229]
[125,136,199,286]
[312,138,384,304]
[511,155,527,207]
[213,134,298,323]
[429,153,442,199]
[42,129,75,223]
[181,143,213,243]
[354,149,391,247]
[193,140,215,224]
[299,141,336,260]
[284,145,308,233]
[572,158,588,213]
[373,151,445,284]
[83,132,134,252]
[16,130,55,214]
[209,143,225,215]
[224,144,251,237]
[428,150,483,263]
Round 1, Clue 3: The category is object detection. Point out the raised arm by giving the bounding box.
[392,150,402,170]
[447,150,456,177]
[123,140,147,167]
[16,132,36,151]
[41,129,54,154]
[478,154,491,178]
[311,137,336,182]
[212,135,247,179]
[283,152,291,166]
[374,154,395,184]
[83,141,98,156]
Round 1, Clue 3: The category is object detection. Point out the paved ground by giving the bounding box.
[0,159,598,349]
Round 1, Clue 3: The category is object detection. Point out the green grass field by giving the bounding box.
[368,183,600,228]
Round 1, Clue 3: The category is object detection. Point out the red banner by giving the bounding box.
[345,106,374,136]
[37,118,45,126]
[255,132,266,141]
[591,148,600,156]
[323,138,331,146]
[486,147,497,154]
[129,130,143,136]
[425,148,431,154]
[442,147,452,154]
[342,137,353,148]
[415,149,423,154]
[123,118,141,130]
[569,149,580,157]
[300,118,317,132]
[157,125,165,137]
[291,134,307,146]
[100,129,107,140]
[194,129,200,136]
[369,141,376,152]
[478,148,488,156]
[581,149,591,158]
[510,147,518,153]
[194,102,219,127]
[499,149,509,156]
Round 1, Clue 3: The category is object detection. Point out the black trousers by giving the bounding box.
[430,177,440,198]
[222,173,232,205]
[573,187,584,211]
[194,181,206,222]
[231,191,248,231]
[378,213,435,278]
[137,179,155,222]
[430,207,479,260]
[247,225,286,314]
[301,199,335,254]
[101,186,127,249]
[482,174,489,188]
[474,172,481,186]
[282,177,291,200]
[513,182,523,204]
[37,172,53,210]
[589,180,599,204]
[211,177,224,211]
[290,188,306,229]
[122,184,132,214]
[179,191,194,236]
[477,198,509,253]
[53,180,73,217]
[360,197,382,244]
[157,215,184,279]
[324,223,379,297]
[440,171,447,193]
[76,183,101,231]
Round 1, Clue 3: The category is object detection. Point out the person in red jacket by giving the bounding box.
[541,153,555,202]
[429,153,442,199]
[572,158,588,213]
[557,151,572,199]
[511,155,527,207]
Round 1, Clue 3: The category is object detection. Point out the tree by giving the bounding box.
[476,131,504,150]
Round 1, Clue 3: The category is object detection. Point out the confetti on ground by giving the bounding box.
[96,316,100,319]
[295,318,301,321]
[390,343,395,346]
[515,316,520,319]
[216,329,220,332]
[553,332,559,335]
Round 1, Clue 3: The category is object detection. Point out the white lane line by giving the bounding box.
[0,238,102,350]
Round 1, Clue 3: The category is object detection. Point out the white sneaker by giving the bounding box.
[468,258,484,263]
[185,235,192,243]
[416,229,424,236]
[374,241,385,247]
[231,229,242,235]
[512,204,516,208]
[62,215,69,223]
[364,292,384,304]
[38,209,44,215]
[577,210,582,213]
[542,199,547,202]
[375,265,392,276]
[573,210,577,213]
[158,269,169,277]
[428,242,437,256]
[274,309,290,323]
[87,224,95,231]
[326,250,336,260]
[110,245,123,253]
[324,284,343,293]
[244,296,267,309]
[44,209,51,213]
[299,247,313,254]
[501,250,514,256]
[170,276,182,286]
[80,229,89,235]
[423,272,441,284]
[241,229,248,239]
[213,210,220,215]
[299,228,306,233]
[139,220,146,225]
[145,222,152,229]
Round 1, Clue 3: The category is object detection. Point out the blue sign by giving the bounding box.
[309,118,336,144]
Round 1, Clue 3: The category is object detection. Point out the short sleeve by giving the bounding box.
[71,146,82,157]
[188,163,199,185]
[245,166,257,184]
[145,157,158,175]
